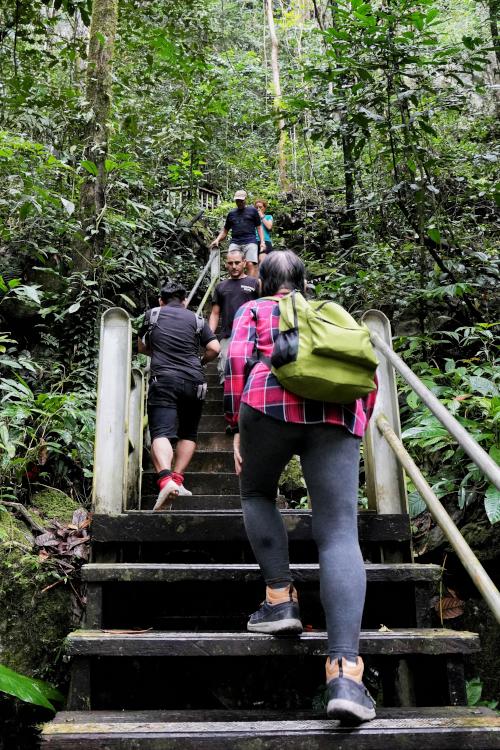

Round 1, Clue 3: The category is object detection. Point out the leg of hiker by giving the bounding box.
[171,384,204,497]
[242,242,259,278]
[239,403,302,633]
[148,406,180,511]
[300,423,375,723]
[172,439,196,496]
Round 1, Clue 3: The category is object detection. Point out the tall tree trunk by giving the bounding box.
[265,0,289,191]
[329,0,357,247]
[75,0,118,271]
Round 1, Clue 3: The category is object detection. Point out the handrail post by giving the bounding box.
[211,245,220,285]
[92,308,131,515]
[126,367,145,510]
[362,310,408,518]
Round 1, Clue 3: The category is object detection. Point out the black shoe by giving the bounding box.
[326,658,376,724]
[247,596,303,634]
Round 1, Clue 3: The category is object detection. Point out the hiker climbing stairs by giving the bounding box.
[42,356,500,748]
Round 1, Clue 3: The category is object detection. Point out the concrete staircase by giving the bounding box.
[42,365,500,748]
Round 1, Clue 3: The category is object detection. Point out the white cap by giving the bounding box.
[233,190,247,200]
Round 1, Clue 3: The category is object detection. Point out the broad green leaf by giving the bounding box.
[81,160,98,176]
[0,276,7,292]
[68,302,81,314]
[427,227,441,244]
[468,376,498,397]
[484,486,500,524]
[466,677,482,706]
[0,663,63,711]
[13,285,42,305]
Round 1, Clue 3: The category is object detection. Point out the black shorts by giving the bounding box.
[147,375,204,442]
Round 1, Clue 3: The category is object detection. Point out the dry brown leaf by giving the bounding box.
[435,595,465,620]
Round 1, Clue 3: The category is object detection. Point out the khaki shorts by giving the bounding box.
[228,242,258,264]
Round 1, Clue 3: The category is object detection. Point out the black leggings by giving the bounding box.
[239,403,366,661]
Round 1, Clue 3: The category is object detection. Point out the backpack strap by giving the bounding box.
[148,306,161,329]
[195,314,204,336]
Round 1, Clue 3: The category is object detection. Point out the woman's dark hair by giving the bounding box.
[160,280,186,303]
[259,250,305,296]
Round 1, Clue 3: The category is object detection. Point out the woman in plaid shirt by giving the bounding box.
[224,250,377,724]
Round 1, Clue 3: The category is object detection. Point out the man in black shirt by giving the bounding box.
[138,281,220,510]
[209,249,258,385]
[210,189,266,278]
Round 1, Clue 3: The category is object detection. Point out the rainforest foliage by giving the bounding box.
[0,0,499,707]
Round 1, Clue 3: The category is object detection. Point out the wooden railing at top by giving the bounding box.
[166,187,220,211]
[91,301,500,623]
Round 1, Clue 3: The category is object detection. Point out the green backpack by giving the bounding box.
[265,291,378,404]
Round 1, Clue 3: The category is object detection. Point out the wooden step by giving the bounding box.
[199,414,227,432]
[196,432,233,450]
[41,707,500,749]
[205,374,222,386]
[205,389,223,401]
[142,471,239,495]
[66,629,480,657]
[140,495,242,510]
[82,562,442,584]
[203,401,224,415]
[92,511,411,544]
[188,451,233,472]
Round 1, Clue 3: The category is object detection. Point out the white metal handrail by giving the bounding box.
[377,414,500,624]
[362,309,500,623]
[186,249,220,307]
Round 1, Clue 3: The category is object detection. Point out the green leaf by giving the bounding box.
[427,227,441,244]
[0,276,7,292]
[466,677,483,706]
[13,285,42,305]
[19,202,32,220]
[0,423,15,458]
[468,376,498,397]
[484,485,500,524]
[0,663,63,711]
[118,293,136,308]
[489,446,500,465]
[81,160,98,176]
[68,302,81,314]
[408,490,427,518]
[60,197,75,216]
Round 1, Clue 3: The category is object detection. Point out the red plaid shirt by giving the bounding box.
[224,295,377,436]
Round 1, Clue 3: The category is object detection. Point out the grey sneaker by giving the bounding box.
[247,585,303,634]
[177,484,192,496]
[326,657,376,724]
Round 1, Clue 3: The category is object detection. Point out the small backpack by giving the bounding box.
[265,291,378,404]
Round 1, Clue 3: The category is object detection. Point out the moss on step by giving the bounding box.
[0,492,79,686]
